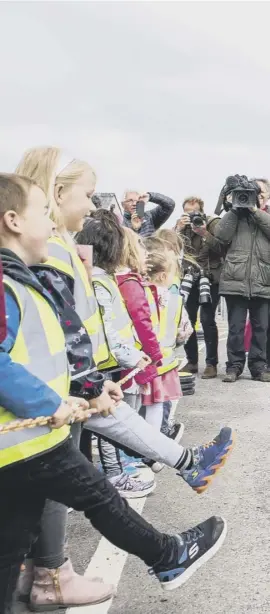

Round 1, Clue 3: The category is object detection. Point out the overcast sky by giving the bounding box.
[1,1,270,225]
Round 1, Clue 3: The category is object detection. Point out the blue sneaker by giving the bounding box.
[180,427,235,494]
[120,451,146,469]
[150,516,227,591]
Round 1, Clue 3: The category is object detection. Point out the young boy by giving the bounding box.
[0,174,227,613]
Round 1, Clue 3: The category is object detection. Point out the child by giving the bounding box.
[116,228,183,442]
[155,229,193,429]
[116,227,163,403]
[76,211,156,494]
[140,237,183,434]
[0,173,230,611]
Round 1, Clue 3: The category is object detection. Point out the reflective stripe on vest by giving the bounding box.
[144,286,159,334]
[46,238,109,367]
[157,293,183,375]
[92,272,141,370]
[0,277,70,469]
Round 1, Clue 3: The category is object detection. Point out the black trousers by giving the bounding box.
[184,283,220,366]
[225,295,269,376]
[267,305,270,367]
[0,438,176,614]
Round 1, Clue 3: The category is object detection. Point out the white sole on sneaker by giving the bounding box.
[151,462,165,474]
[172,422,185,444]
[161,517,227,591]
[119,482,156,499]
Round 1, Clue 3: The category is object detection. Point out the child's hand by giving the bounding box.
[89,391,116,417]
[136,354,151,370]
[66,396,94,422]
[103,380,123,403]
[50,401,74,429]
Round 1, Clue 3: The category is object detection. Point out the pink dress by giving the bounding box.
[141,368,181,404]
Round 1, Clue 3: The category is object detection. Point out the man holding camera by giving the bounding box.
[175,197,224,379]
[214,175,270,383]
[122,191,175,237]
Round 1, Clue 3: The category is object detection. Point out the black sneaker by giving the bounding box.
[252,371,270,382]
[151,516,227,591]
[222,371,239,383]
[167,422,185,444]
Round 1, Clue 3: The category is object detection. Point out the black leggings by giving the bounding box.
[0,438,177,613]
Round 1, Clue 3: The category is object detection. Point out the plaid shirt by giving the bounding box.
[123,192,175,237]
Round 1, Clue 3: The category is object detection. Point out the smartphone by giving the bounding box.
[136,200,145,219]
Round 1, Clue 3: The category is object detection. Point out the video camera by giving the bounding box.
[215,175,260,215]
[189,211,207,228]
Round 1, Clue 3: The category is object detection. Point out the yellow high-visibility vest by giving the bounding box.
[46,237,109,368]
[92,272,141,370]
[0,277,70,469]
[157,292,183,375]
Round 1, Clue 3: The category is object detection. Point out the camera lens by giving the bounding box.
[238,192,248,205]
[193,216,204,227]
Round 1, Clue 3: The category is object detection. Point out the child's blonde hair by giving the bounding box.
[144,236,176,282]
[155,228,197,278]
[119,227,144,273]
[15,147,96,229]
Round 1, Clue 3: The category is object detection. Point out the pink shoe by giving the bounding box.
[30,559,115,611]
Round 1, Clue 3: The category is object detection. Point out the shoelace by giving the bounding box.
[117,474,149,491]
[180,526,204,544]
[201,437,217,450]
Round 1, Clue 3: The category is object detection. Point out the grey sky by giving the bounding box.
[1,1,270,226]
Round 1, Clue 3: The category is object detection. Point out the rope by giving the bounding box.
[0,366,142,434]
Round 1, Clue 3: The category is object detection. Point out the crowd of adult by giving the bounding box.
[120,176,270,383]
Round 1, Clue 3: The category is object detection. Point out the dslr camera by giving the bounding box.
[189,211,207,227]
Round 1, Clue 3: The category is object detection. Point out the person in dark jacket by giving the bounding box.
[175,196,224,379]
[122,190,175,237]
[214,176,270,383]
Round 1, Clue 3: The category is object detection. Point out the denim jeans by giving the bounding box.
[0,438,177,614]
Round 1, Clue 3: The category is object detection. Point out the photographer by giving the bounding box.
[214,175,270,383]
[122,190,175,237]
[175,197,224,379]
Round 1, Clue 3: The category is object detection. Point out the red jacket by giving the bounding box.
[116,271,162,385]
[0,259,6,343]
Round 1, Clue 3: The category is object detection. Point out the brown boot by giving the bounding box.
[201,365,217,379]
[30,559,115,611]
[179,362,198,374]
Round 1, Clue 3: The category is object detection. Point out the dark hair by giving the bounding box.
[91,194,102,208]
[182,196,204,212]
[0,173,37,217]
[76,209,124,274]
